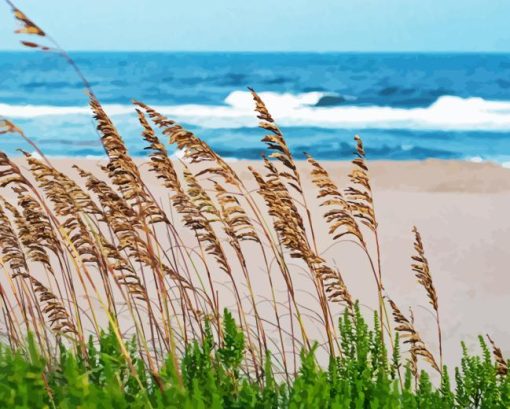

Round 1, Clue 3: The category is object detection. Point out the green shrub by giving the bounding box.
[0,306,508,408]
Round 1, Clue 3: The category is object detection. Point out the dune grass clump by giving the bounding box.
[0,1,508,407]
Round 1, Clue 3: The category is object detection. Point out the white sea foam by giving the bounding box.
[3,92,510,131]
[468,156,484,163]
[0,103,132,118]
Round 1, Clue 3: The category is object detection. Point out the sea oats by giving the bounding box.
[487,335,508,376]
[389,298,440,374]
[307,154,365,245]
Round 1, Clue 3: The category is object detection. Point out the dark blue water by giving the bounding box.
[1,52,510,162]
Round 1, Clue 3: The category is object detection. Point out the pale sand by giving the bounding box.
[11,157,510,368]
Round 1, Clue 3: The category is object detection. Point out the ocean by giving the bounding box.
[2,51,510,162]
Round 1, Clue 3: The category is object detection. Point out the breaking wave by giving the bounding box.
[3,91,510,132]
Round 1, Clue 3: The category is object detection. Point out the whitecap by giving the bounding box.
[4,92,510,132]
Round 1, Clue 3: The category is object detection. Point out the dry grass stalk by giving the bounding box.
[0,202,28,272]
[411,227,438,311]
[61,217,101,267]
[0,154,62,271]
[182,167,229,273]
[20,155,109,340]
[136,102,270,255]
[307,154,365,246]
[252,162,349,355]
[408,308,419,381]
[251,160,352,311]
[22,154,102,268]
[3,199,54,274]
[0,119,17,133]
[95,235,148,303]
[213,182,259,246]
[0,119,18,135]
[135,101,238,187]
[184,168,221,221]
[411,226,443,370]
[170,180,223,272]
[316,266,354,310]
[0,282,22,348]
[89,95,165,224]
[13,273,76,336]
[138,105,222,281]
[342,136,392,345]
[212,180,268,350]
[251,160,309,262]
[74,166,139,227]
[137,109,182,193]
[13,186,61,256]
[23,152,100,217]
[0,202,55,347]
[388,298,440,374]
[75,165,175,277]
[72,169,176,359]
[249,88,301,193]
[0,152,94,345]
[127,124,226,351]
[486,335,508,376]
[345,136,377,232]
[248,91,341,353]
[6,1,52,52]
[9,3,45,36]
[0,119,22,135]
[0,151,31,189]
[136,112,229,275]
[69,166,176,361]
[74,167,180,289]
[4,1,53,52]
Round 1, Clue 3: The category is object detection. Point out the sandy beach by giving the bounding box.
[9,157,510,369]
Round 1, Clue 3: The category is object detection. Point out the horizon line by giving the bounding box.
[2,49,510,54]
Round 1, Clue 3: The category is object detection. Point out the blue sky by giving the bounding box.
[0,0,509,52]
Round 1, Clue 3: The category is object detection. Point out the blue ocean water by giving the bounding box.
[2,51,510,162]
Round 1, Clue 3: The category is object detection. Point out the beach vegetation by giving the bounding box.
[0,1,508,407]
